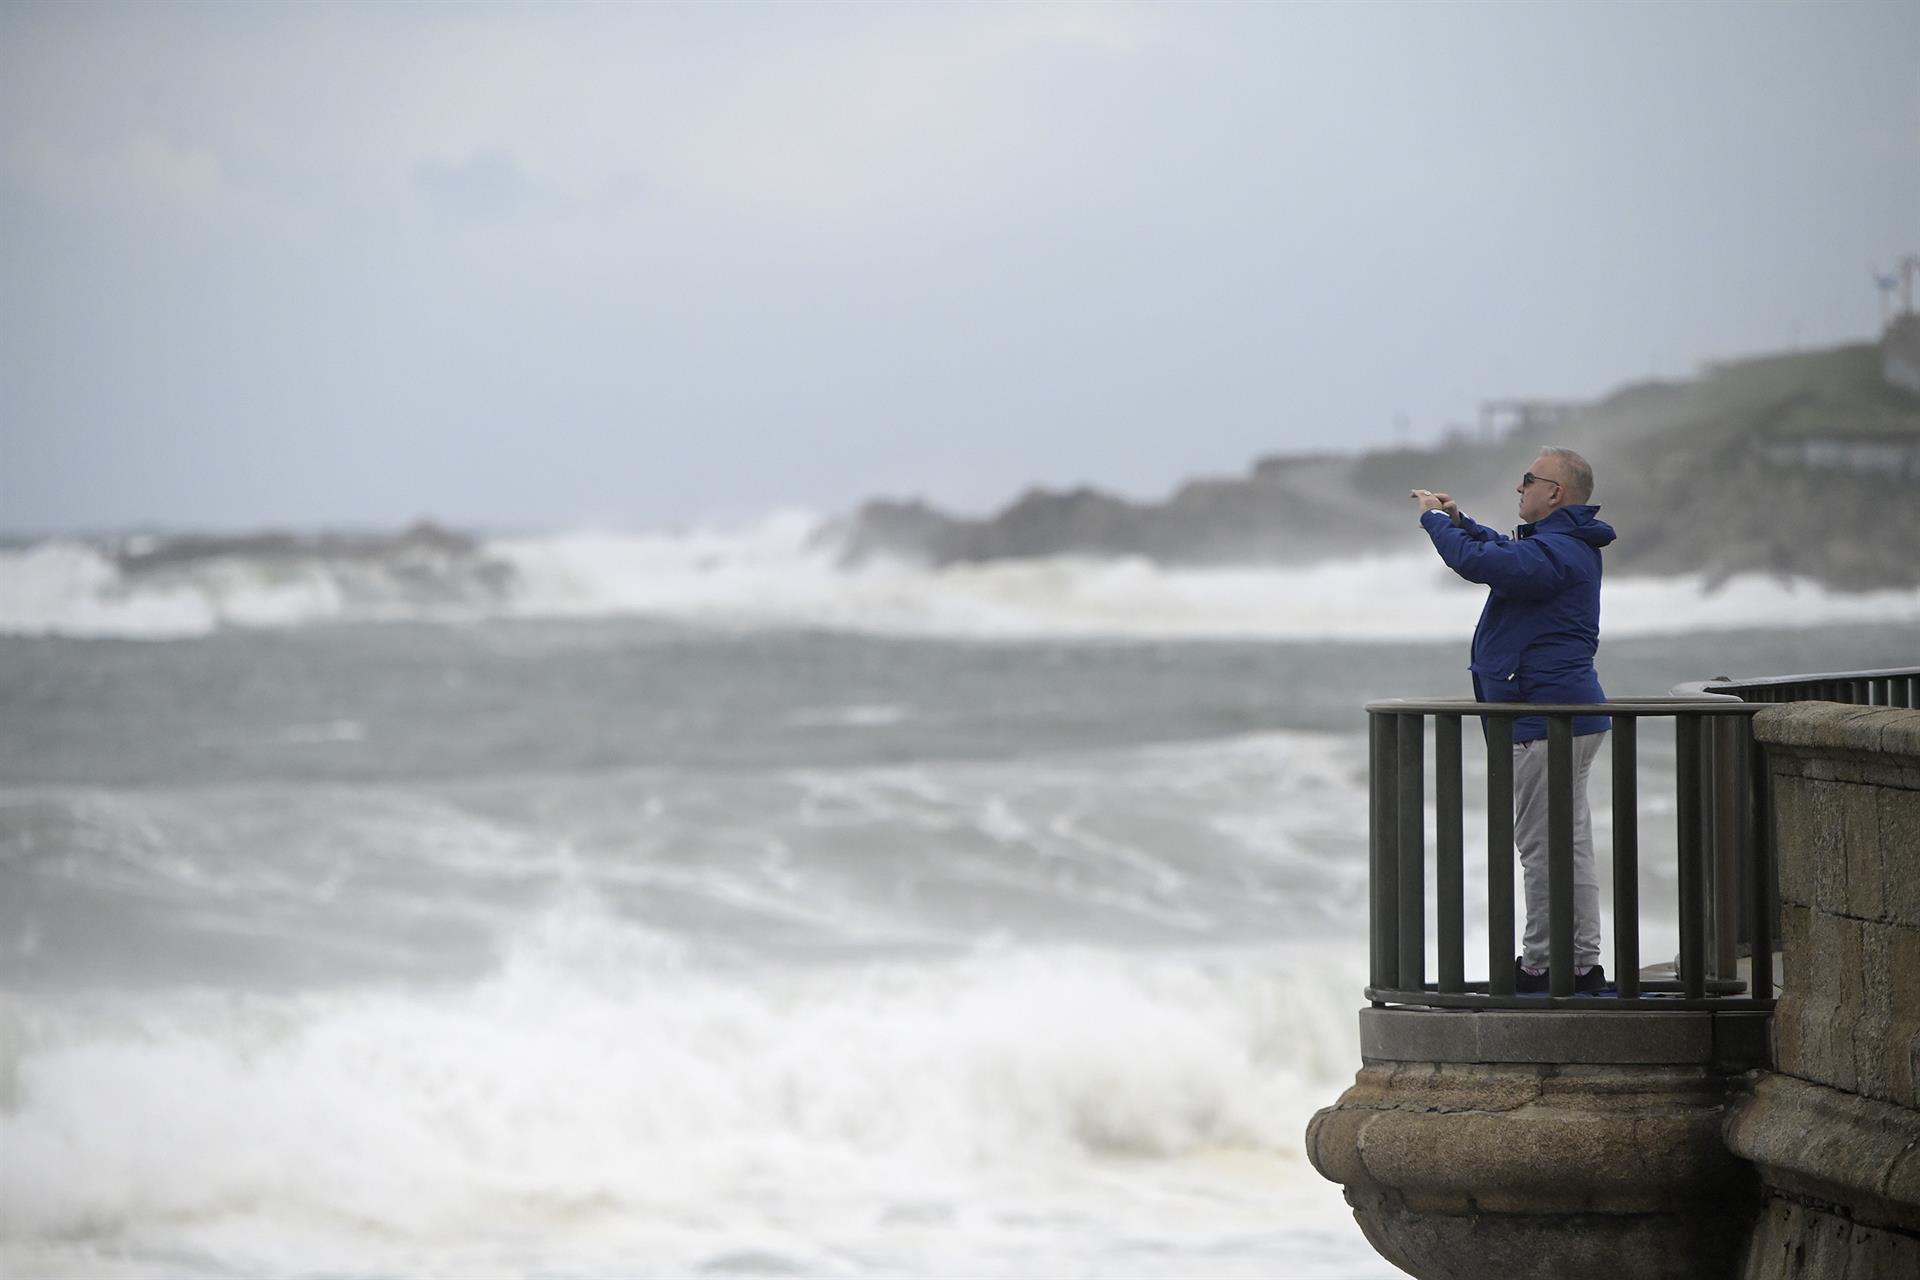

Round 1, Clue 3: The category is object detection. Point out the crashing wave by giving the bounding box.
[0,522,516,639]
[3,512,1919,641]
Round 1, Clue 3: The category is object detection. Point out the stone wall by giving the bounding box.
[1725,704,1920,1278]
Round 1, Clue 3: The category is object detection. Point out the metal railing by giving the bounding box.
[1682,666,1920,708]
[1368,698,1773,1009]
[1367,666,1920,1011]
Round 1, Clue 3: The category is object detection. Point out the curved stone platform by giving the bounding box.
[1307,1007,1770,1280]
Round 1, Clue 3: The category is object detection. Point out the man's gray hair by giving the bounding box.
[1541,446,1594,503]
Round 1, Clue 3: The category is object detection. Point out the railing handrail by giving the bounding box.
[1365,697,1763,715]
[1701,664,1920,689]
[1679,666,1920,705]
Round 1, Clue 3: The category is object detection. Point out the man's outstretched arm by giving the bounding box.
[1420,514,1572,598]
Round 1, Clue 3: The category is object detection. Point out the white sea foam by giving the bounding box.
[0,542,219,639]
[489,518,1920,640]
[0,540,434,639]
[0,901,1375,1278]
[5,514,1917,641]
[786,703,912,727]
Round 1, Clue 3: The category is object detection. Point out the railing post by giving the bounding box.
[1397,713,1426,992]
[1370,711,1400,992]
[1712,716,1742,981]
[1547,714,1576,997]
[1611,715,1640,998]
[1748,728,1776,999]
[1676,714,1708,1000]
[1436,713,1465,993]
[1486,715,1515,995]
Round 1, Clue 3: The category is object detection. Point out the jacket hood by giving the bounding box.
[1525,504,1615,549]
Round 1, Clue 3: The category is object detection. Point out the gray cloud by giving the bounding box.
[414,147,537,223]
[1,1,1916,533]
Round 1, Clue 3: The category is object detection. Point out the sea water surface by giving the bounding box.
[3,522,1917,1279]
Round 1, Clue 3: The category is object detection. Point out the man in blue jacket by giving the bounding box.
[1411,447,1616,995]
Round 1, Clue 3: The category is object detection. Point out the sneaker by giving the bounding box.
[1513,957,1547,994]
[1575,964,1611,994]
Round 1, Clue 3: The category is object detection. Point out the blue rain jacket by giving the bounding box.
[1419,504,1615,742]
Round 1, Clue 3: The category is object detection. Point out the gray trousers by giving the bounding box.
[1513,731,1606,971]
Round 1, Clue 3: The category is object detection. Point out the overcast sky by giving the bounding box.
[3,0,1916,533]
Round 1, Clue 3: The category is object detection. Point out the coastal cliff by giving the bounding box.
[833,337,1920,592]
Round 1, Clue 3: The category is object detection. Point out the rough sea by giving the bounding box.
[4,516,1918,1279]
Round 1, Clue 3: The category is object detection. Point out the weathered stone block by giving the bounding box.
[1891,924,1920,1020]
[1799,753,1842,783]
[1790,914,1865,1091]
[1810,911,1866,1009]
[1882,709,1920,760]
[1910,1027,1920,1112]
[1754,704,1889,756]
[1853,923,1895,1101]
[1888,1127,1920,1213]
[1847,1223,1920,1280]
[1726,1071,1920,1236]
[1842,781,1887,921]
[1879,786,1920,929]
[1359,1203,1747,1280]
[1799,1006,1854,1092]
[1852,1008,1895,1103]
[1773,905,1811,1078]
[1740,1197,1920,1280]
[1778,902,1810,968]
[1801,1210,1852,1280]
[1770,773,1815,907]
[1736,1197,1791,1278]
[1809,783,1852,916]
[1888,926,1920,1110]
[1771,1000,1803,1079]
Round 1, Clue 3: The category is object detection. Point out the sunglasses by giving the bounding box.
[1520,472,1561,489]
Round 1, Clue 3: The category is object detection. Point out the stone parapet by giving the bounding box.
[1756,704,1920,1107]
[1729,703,1920,1279]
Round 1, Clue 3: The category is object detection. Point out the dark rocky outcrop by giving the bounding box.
[106,519,518,605]
[114,519,484,575]
[834,455,1410,568]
